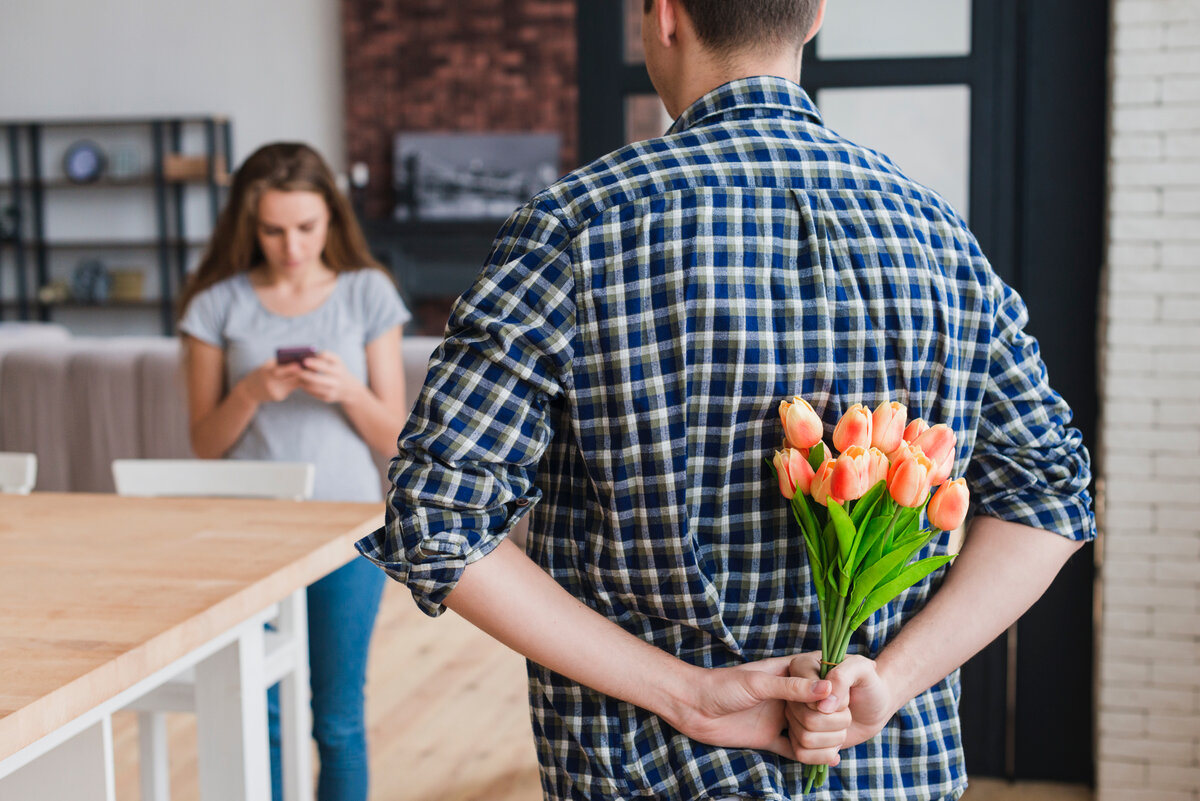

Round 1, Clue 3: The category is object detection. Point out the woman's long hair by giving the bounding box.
[177,142,386,320]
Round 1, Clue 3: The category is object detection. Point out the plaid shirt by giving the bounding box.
[358,77,1095,801]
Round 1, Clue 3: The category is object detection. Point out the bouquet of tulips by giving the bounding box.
[771,397,970,792]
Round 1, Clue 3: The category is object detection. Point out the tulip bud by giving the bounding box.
[887,447,934,508]
[871,401,907,454]
[780,397,824,450]
[830,445,871,501]
[832,403,873,453]
[928,478,970,531]
[914,424,957,486]
[774,448,815,500]
[866,447,890,489]
[902,418,929,444]
[809,460,835,507]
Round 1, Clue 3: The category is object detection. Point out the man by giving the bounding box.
[358,1,1095,798]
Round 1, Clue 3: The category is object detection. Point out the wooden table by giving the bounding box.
[0,493,382,801]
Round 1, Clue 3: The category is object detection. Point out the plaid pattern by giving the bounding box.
[358,77,1095,800]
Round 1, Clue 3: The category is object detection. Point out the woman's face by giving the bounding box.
[254,189,331,274]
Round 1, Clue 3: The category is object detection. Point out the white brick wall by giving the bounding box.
[1098,2,1200,800]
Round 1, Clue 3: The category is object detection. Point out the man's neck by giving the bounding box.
[663,46,804,119]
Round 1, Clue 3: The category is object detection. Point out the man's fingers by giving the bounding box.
[787,700,851,733]
[786,729,842,767]
[822,654,878,712]
[756,675,832,704]
[788,652,823,681]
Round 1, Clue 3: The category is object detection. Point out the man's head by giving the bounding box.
[643,0,823,59]
[641,0,825,118]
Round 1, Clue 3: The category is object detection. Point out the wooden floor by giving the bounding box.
[110,582,1091,801]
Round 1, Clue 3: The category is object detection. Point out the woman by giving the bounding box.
[177,142,410,801]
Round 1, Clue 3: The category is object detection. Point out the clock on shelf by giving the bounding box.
[62,140,107,184]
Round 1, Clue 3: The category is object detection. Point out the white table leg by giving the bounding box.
[0,716,115,801]
[194,622,270,801]
[138,710,172,801]
[275,589,313,801]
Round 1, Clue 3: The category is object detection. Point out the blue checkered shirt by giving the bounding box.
[357,77,1095,801]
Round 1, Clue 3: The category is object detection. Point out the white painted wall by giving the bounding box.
[0,0,345,168]
[1097,2,1200,800]
[0,0,344,335]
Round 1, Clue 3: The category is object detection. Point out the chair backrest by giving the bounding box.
[0,452,38,494]
[111,459,315,501]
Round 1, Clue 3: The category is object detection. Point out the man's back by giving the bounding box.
[370,76,1091,800]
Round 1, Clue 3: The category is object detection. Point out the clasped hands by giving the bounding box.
[668,652,894,766]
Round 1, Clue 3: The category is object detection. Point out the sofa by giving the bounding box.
[0,324,442,494]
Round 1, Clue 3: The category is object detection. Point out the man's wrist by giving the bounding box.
[871,649,914,720]
[647,658,706,734]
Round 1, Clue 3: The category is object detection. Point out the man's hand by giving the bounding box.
[668,656,840,762]
[785,653,895,762]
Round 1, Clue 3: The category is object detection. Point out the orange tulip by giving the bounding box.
[832,403,873,452]
[809,460,836,506]
[914,424,957,485]
[830,445,871,501]
[887,446,934,508]
[871,401,907,454]
[928,478,970,531]
[866,446,890,488]
[902,417,929,444]
[780,397,823,450]
[774,448,815,499]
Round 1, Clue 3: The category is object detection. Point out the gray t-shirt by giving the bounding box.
[178,268,411,502]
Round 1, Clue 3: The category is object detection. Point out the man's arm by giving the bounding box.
[786,515,1084,752]
[445,537,848,763]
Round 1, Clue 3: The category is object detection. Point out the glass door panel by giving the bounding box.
[818,84,971,217]
[817,0,971,59]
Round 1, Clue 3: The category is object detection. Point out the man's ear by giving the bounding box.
[652,0,679,48]
[804,0,827,44]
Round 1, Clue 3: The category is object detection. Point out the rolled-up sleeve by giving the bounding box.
[356,202,576,615]
[967,275,1096,541]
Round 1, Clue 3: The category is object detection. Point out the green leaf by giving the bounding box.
[849,531,932,610]
[821,516,840,575]
[790,489,819,544]
[848,555,955,630]
[850,516,892,576]
[827,499,858,596]
[807,441,826,471]
[803,533,827,606]
[849,480,887,529]
[887,505,922,550]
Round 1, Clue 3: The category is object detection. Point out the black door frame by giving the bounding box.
[577,0,1106,784]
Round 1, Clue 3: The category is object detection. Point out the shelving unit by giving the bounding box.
[0,116,232,335]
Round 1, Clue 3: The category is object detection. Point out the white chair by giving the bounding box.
[112,458,314,500]
[111,459,315,801]
[0,452,37,494]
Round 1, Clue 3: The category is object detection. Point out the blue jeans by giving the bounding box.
[268,557,385,801]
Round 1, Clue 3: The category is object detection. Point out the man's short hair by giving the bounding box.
[644,0,822,56]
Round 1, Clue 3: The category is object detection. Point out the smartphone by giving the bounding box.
[276,346,317,366]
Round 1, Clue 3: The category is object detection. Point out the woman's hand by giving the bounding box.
[236,358,304,404]
[785,653,895,763]
[667,656,840,762]
[297,351,367,405]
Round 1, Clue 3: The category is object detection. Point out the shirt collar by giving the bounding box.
[667,75,823,136]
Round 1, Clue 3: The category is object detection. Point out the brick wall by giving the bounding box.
[1097,2,1200,799]
[341,0,578,220]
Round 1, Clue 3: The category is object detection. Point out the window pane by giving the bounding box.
[817,0,971,59]
[817,85,971,217]
[625,94,672,145]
